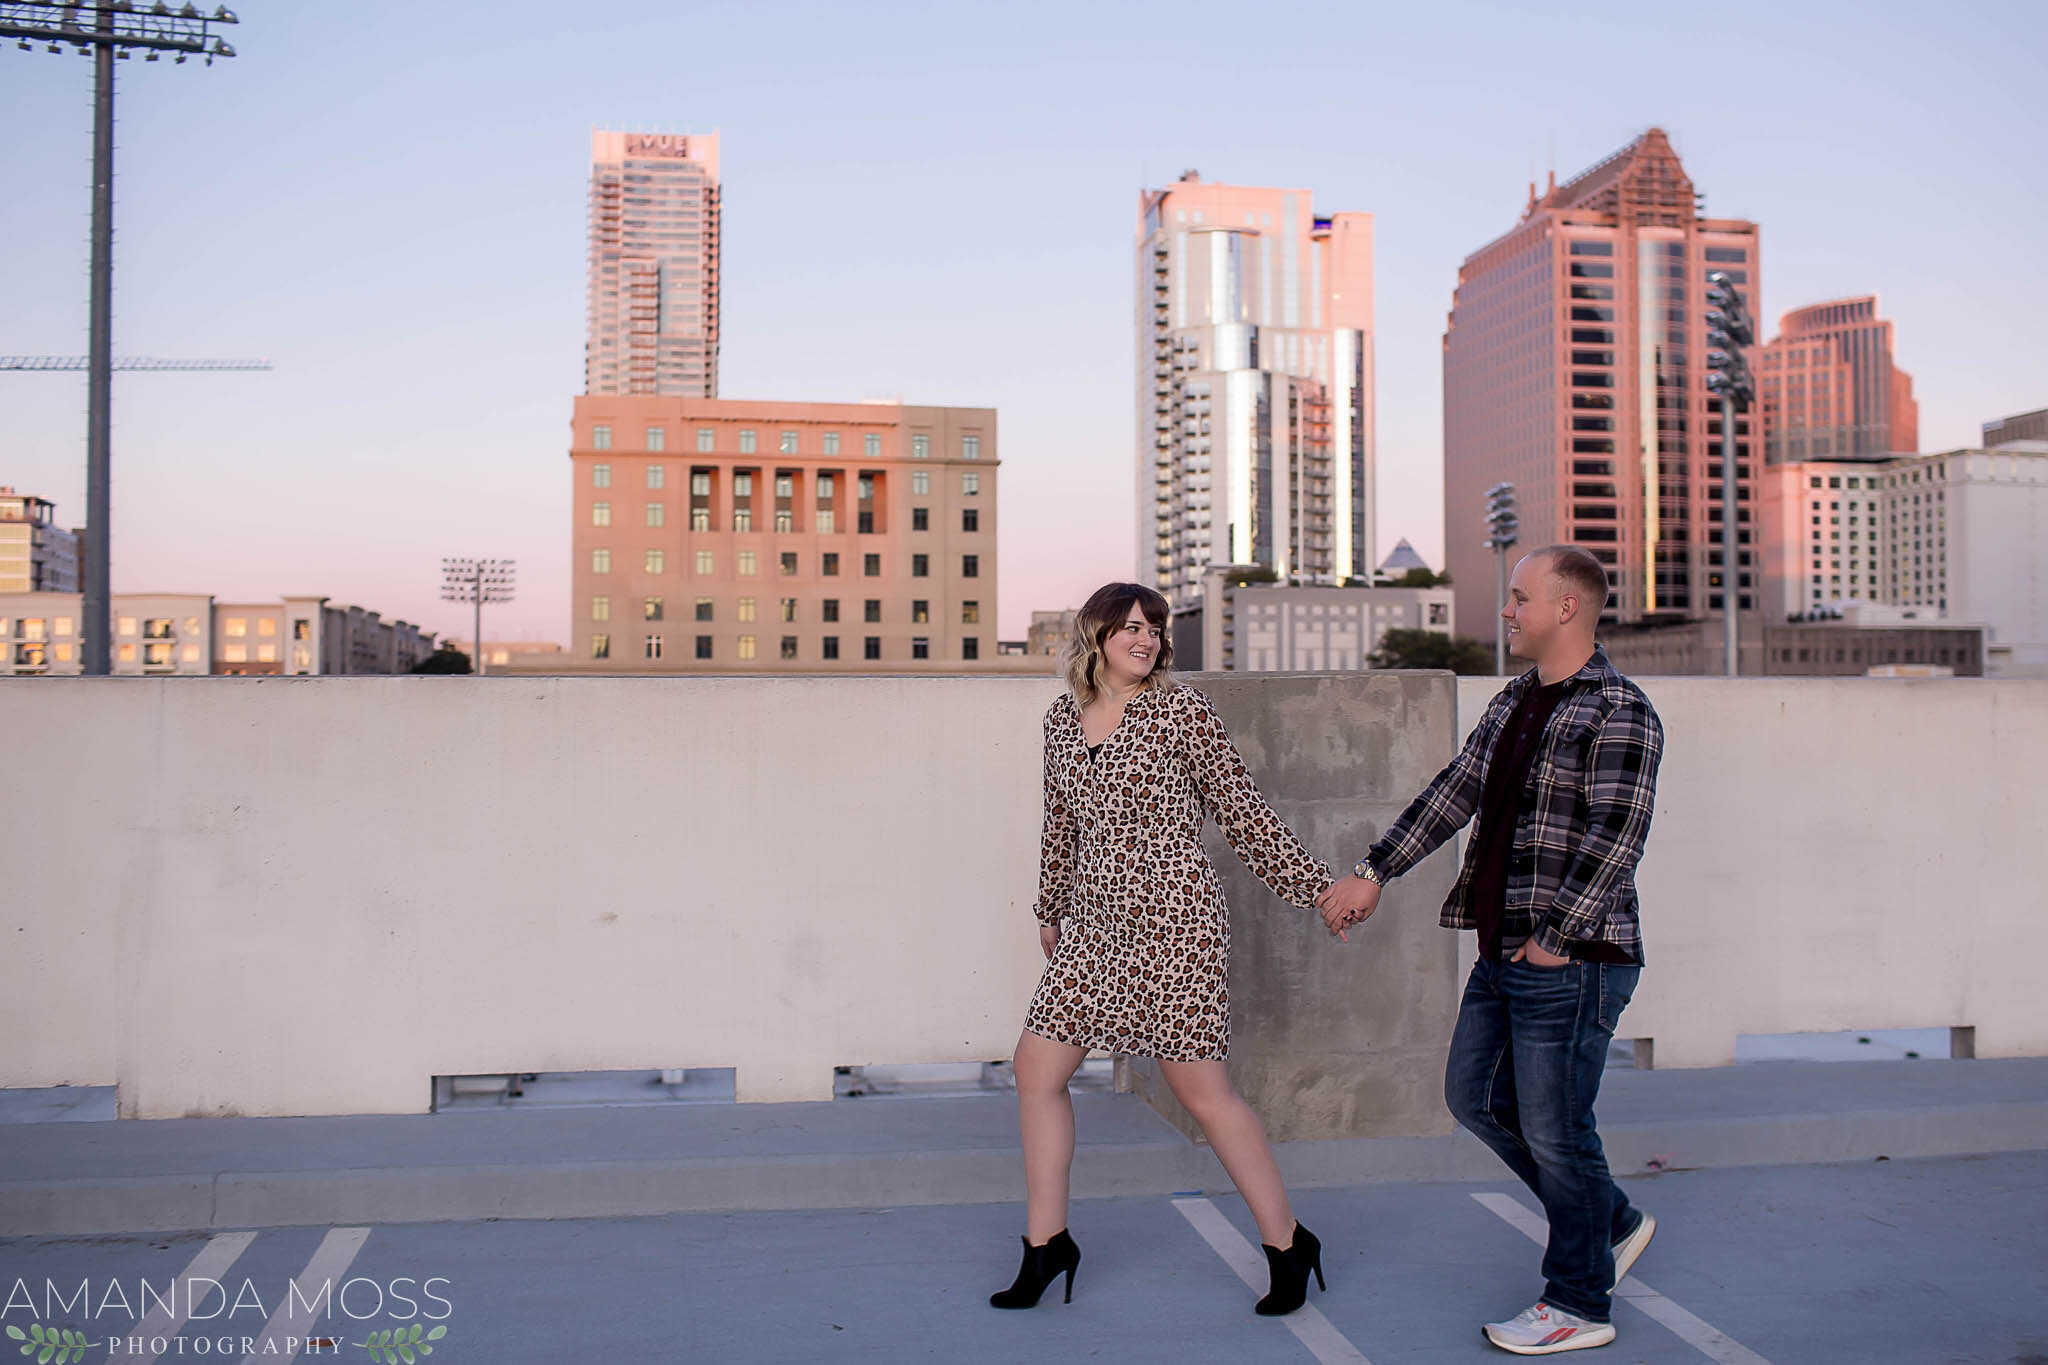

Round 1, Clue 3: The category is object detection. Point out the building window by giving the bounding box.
[737,597,756,622]
[775,509,793,532]
[692,470,712,496]
[912,599,930,623]
[822,598,840,623]
[865,433,882,457]
[644,597,664,621]
[646,427,666,452]
[962,637,979,660]
[961,435,980,460]
[593,634,612,659]
[593,463,611,488]
[962,508,979,532]
[822,432,840,454]
[692,508,711,531]
[592,596,611,622]
[912,434,930,459]
[780,597,798,623]
[737,635,756,660]
[695,597,713,621]
[738,429,757,454]
[695,635,713,659]
[962,600,979,624]
[780,431,799,454]
[822,636,839,659]
[864,553,881,577]
[592,548,611,573]
[780,635,798,660]
[696,428,715,452]
[912,554,930,577]
[911,470,929,496]
[962,472,980,495]
[647,464,665,490]
[864,636,881,660]
[738,550,757,576]
[144,617,175,640]
[695,549,714,575]
[646,549,665,574]
[222,617,244,638]
[912,636,929,659]
[645,635,664,660]
[592,425,612,450]
[774,473,794,498]
[822,552,840,576]
[864,599,881,623]
[817,509,835,534]
[912,508,929,532]
[962,554,979,578]
[291,619,310,640]
[733,508,752,532]
[646,502,665,527]
[780,551,798,575]
[593,502,611,527]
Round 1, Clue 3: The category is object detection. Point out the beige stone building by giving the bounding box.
[569,395,1023,673]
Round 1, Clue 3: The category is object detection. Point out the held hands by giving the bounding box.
[1315,874,1383,942]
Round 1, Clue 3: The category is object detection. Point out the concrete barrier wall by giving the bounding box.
[3,672,2044,1121]
[1456,674,2048,1066]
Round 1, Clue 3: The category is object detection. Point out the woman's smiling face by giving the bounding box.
[1102,603,1163,685]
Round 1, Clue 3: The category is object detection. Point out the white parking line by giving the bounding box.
[238,1227,371,1364]
[105,1230,258,1364]
[1471,1192,1773,1365]
[1173,1197,1372,1365]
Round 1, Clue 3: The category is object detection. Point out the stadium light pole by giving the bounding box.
[1,1,240,675]
[1705,271,1756,679]
[1483,482,1520,675]
[441,559,516,675]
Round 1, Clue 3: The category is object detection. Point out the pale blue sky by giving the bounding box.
[3,0,2041,644]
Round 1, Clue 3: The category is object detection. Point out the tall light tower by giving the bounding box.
[441,559,516,676]
[1705,271,1756,679]
[2,1,241,675]
[1483,481,1520,675]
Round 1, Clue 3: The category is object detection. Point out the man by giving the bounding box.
[1317,545,1664,1356]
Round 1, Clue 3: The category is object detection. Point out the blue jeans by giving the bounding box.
[1445,954,1640,1323]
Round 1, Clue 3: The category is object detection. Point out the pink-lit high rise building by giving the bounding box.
[1135,172,1376,607]
[1757,296,1917,463]
[1442,128,1760,629]
[585,131,721,397]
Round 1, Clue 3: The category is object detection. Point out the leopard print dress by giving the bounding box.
[1022,681,1335,1061]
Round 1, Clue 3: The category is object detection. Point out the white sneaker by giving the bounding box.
[1483,1301,1616,1355]
[1611,1210,1656,1289]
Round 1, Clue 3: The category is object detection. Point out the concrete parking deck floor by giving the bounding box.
[2,1153,2043,1363]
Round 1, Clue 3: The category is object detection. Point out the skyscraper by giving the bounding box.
[1757,296,1917,463]
[1442,128,1759,630]
[1135,173,1375,608]
[585,130,721,397]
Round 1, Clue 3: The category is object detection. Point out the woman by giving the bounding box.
[991,581,1338,1317]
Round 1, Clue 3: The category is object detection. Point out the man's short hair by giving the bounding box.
[1534,545,1610,616]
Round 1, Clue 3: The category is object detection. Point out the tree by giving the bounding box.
[1395,566,1444,588]
[410,647,473,674]
[1369,629,1495,674]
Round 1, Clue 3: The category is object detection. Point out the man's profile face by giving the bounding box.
[1501,554,1569,660]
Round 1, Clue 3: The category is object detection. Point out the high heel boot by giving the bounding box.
[1254,1221,1324,1316]
[989,1228,1080,1308]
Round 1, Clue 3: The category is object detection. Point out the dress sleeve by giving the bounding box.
[1034,707,1078,926]
[1180,687,1334,910]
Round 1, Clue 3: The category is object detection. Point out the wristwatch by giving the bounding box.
[1352,857,1384,886]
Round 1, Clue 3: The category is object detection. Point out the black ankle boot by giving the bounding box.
[989,1228,1080,1309]
[1254,1222,1324,1316]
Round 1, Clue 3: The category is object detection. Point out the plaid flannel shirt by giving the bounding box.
[1357,644,1664,962]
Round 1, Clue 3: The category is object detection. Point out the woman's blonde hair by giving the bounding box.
[1063,582,1174,705]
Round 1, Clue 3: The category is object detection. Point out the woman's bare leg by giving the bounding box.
[1160,1058,1296,1247]
[1013,1029,1088,1244]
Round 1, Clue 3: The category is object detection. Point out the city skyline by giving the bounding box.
[3,1,2042,646]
